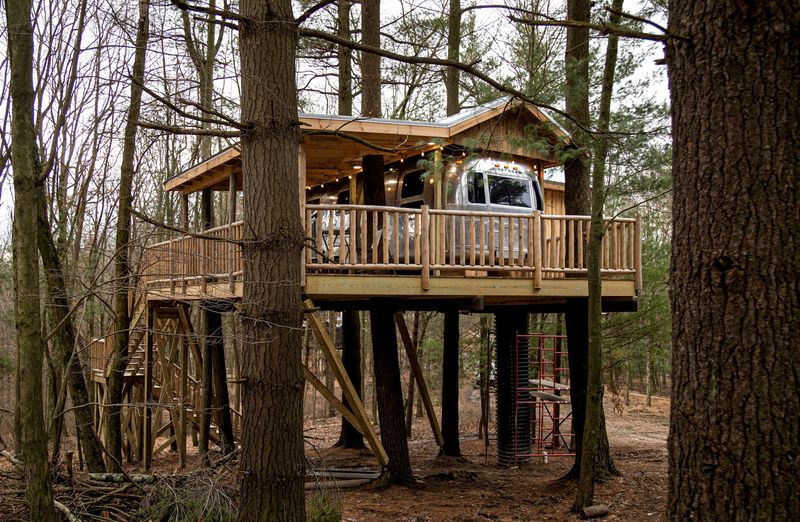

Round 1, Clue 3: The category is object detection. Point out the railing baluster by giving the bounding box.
[489,216,495,266]
[383,210,390,263]
[567,219,575,269]
[372,210,378,263]
[449,214,456,266]
[349,209,356,265]
[421,206,430,290]
[316,211,323,264]
[361,210,368,265]
[498,217,504,267]
[460,215,466,266]
[413,211,420,264]
[479,216,486,266]
[305,208,312,265]
[533,212,542,289]
[404,213,410,264]
[469,216,476,266]
[393,211,400,264]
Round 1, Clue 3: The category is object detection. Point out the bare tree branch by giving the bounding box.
[138,121,241,137]
[296,0,337,26]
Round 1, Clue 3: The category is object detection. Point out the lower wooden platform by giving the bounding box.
[143,274,638,312]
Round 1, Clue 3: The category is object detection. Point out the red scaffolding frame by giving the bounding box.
[514,333,574,463]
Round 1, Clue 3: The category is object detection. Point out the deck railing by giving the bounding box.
[139,204,641,292]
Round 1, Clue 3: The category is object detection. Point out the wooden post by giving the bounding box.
[433,149,442,276]
[178,332,187,468]
[143,306,154,470]
[228,171,237,292]
[181,195,189,293]
[533,211,542,290]
[298,146,307,287]
[634,215,642,292]
[302,365,363,432]
[303,299,388,466]
[421,205,430,290]
[394,312,444,446]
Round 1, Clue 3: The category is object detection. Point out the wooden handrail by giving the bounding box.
[138,206,642,292]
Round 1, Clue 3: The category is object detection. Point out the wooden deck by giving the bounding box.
[138,204,641,308]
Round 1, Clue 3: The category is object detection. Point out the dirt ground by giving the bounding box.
[304,388,671,521]
[0,388,669,521]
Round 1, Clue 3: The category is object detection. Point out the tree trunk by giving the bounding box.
[370,307,415,485]
[210,310,235,455]
[445,0,461,116]
[666,3,800,520]
[199,311,213,464]
[6,0,56,517]
[574,0,623,510]
[439,309,461,457]
[335,310,365,449]
[106,0,150,471]
[337,0,353,116]
[562,0,591,479]
[36,189,105,472]
[360,0,381,117]
[478,315,490,441]
[237,1,305,519]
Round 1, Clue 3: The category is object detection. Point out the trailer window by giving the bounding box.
[488,175,531,208]
[467,172,486,204]
[401,170,426,199]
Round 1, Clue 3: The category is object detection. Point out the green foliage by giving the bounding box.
[306,490,342,522]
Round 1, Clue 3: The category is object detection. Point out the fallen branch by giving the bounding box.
[1,449,23,469]
[54,500,81,522]
[88,472,158,484]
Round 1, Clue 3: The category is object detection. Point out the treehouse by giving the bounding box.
[141,97,642,309]
[89,98,642,471]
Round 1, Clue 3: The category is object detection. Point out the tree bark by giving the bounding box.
[445,0,461,116]
[7,0,57,516]
[439,309,461,457]
[360,0,381,117]
[337,0,353,116]
[574,0,623,510]
[335,310,365,449]
[562,0,615,480]
[237,1,305,519]
[666,2,800,520]
[562,0,591,478]
[36,189,106,473]
[106,0,150,470]
[197,314,212,462]
[211,312,235,455]
[370,306,415,485]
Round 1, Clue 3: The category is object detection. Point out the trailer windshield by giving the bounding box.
[487,175,532,208]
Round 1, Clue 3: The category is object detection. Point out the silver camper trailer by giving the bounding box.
[308,155,545,265]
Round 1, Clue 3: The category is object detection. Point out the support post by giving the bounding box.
[228,171,237,292]
[143,306,154,470]
[421,205,430,290]
[304,299,388,466]
[178,333,188,468]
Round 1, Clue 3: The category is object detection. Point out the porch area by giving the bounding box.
[138,204,641,307]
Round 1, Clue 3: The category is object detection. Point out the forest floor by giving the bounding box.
[304,388,671,521]
[0,388,669,521]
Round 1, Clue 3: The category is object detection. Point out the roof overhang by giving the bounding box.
[164,98,570,194]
